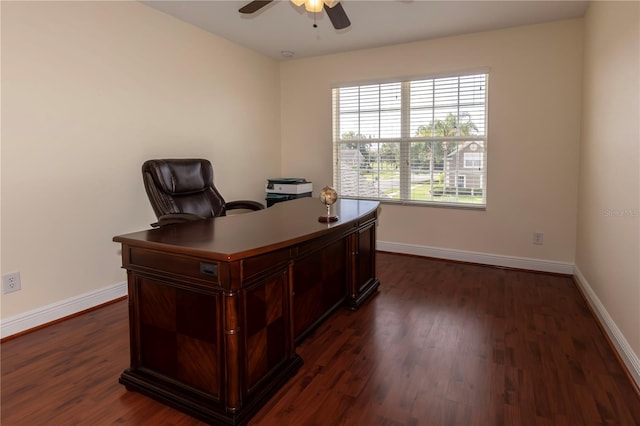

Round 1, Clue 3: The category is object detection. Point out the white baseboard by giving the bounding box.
[573,266,640,389]
[0,281,127,339]
[377,241,574,274]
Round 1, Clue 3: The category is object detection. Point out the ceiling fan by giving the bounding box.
[239,0,351,30]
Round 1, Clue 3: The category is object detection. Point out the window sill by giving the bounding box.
[349,197,486,211]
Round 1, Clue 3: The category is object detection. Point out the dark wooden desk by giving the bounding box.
[113,198,380,425]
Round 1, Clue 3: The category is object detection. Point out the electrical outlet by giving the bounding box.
[3,272,22,294]
[533,232,544,245]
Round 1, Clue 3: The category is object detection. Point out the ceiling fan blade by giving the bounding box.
[239,0,274,14]
[324,2,351,30]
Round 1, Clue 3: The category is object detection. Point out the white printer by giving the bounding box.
[265,178,313,207]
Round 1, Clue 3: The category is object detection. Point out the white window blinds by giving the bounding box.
[332,72,488,207]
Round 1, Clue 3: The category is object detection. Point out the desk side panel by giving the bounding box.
[292,236,348,341]
[131,273,223,400]
[243,267,292,394]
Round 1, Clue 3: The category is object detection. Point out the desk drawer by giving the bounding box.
[128,247,220,284]
[242,247,291,283]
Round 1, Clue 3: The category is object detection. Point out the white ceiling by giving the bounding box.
[141,0,589,60]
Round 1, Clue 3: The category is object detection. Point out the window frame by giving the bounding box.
[332,71,489,209]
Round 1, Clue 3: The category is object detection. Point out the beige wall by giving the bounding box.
[281,20,583,262]
[0,1,280,318]
[577,2,640,356]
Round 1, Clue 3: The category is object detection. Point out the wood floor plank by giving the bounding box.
[2,253,639,425]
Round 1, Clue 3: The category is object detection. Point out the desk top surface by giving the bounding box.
[114,198,380,261]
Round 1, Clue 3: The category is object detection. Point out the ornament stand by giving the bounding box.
[318,204,338,223]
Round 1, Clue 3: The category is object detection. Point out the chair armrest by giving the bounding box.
[226,200,265,211]
[151,212,207,227]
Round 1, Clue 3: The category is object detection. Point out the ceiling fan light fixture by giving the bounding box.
[243,0,350,30]
[304,0,324,13]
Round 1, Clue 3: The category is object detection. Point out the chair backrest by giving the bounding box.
[142,159,228,219]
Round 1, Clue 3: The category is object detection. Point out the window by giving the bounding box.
[464,152,483,168]
[332,72,488,207]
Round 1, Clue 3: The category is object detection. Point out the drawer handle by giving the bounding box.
[200,262,218,277]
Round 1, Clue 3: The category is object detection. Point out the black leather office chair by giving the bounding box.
[142,158,264,227]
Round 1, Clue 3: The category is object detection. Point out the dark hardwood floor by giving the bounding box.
[2,253,639,425]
